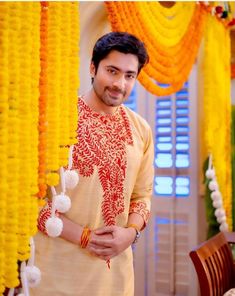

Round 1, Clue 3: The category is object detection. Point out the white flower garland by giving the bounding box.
[205,154,228,232]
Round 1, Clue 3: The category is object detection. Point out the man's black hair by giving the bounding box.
[91,32,149,75]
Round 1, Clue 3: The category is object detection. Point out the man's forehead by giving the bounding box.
[101,51,138,73]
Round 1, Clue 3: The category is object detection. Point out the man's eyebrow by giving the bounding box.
[106,65,137,75]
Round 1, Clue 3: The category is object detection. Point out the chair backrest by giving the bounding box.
[189,231,235,296]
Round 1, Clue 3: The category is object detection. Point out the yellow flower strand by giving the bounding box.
[0,2,79,291]
[201,15,232,229]
[45,3,61,185]
[44,2,79,185]
[59,3,71,167]
[28,2,40,238]
[5,3,20,288]
[69,2,79,145]
[18,2,33,262]
[0,3,9,293]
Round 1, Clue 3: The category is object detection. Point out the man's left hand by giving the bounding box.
[87,225,136,261]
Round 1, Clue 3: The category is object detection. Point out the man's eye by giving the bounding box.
[126,74,135,80]
[107,69,117,75]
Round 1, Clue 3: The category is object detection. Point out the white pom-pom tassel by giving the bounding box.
[219,222,229,232]
[217,215,226,224]
[46,217,63,237]
[54,193,71,213]
[212,199,223,208]
[208,180,218,191]
[210,191,222,201]
[64,170,79,189]
[205,169,215,179]
[215,208,225,218]
[25,266,41,287]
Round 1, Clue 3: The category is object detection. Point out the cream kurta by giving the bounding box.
[31,98,154,296]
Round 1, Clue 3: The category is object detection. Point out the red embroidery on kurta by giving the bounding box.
[72,98,133,226]
[129,201,150,224]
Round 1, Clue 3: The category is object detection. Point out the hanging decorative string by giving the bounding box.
[38,1,49,200]
[0,2,79,293]
[105,2,207,96]
[17,1,41,263]
[0,3,10,292]
[5,3,22,289]
[68,2,80,145]
[205,155,228,232]
[201,13,232,230]
[0,2,41,291]
[40,2,79,192]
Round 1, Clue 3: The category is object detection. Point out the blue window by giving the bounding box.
[154,82,190,197]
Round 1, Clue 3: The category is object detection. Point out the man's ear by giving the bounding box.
[90,62,95,77]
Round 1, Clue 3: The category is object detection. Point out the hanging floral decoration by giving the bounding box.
[0,2,79,293]
[105,2,208,96]
[37,1,79,200]
[0,2,41,291]
[200,12,232,230]
[205,155,228,232]
[106,1,234,231]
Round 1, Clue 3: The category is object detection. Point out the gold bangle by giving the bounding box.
[127,223,140,232]
[80,226,91,248]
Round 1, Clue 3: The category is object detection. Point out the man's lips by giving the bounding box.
[107,88,125,98]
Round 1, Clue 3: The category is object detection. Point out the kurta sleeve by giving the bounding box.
[129,124,154,228]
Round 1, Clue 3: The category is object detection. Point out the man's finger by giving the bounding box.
[89,238,112,247]
[88,243,106,249]
[89,247,112,257]
[94,226,114,234]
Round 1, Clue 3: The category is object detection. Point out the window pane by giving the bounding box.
[176,177,190,197]
[154,176,173,196]
[155,153,172,168]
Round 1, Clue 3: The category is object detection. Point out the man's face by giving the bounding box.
[90,50,139,107]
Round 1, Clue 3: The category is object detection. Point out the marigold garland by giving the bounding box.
[0,4,9,293]
[201,14,232,230]
[42,2,79,187]
[38,1,49,199]
[105,2,207,96]
[0,2,79,292]
[5,3,21,288]
[69,2,80,145]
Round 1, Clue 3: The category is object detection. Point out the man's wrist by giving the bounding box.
[126,224,141,244]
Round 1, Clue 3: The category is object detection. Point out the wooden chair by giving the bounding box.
[189,231,235,296]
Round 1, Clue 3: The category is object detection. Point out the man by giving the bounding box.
[33,32,154,296]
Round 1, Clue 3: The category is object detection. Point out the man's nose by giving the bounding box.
[112,75,125,89]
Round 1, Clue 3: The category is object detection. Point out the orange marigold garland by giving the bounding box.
[38,1,49,199]
[0,2,80,292]
[105,2,207,96]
